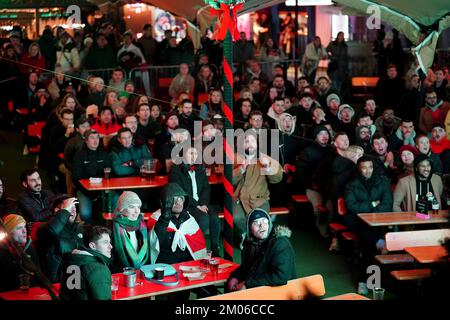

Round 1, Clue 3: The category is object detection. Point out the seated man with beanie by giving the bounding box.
[0,214,40,292]
[227,208,296,291]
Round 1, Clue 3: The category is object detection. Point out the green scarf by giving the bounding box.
[113,214,149,269]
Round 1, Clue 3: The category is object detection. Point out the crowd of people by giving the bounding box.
[0,18,450,299]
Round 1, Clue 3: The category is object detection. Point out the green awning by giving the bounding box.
[334,0,450,72]
[0,0,98,9]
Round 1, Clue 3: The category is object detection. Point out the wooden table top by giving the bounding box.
[0,258,237,301]
[80,174,223,191]
[115,258,237,300]
[324,293,371,300]
[358,211,449,227]
[404,245,448,264]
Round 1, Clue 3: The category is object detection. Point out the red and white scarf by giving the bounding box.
[148,213,207,264]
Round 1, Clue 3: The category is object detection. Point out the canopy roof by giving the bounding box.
[0,0,98,9]
[88,0,283,21]
[334,0,450,72]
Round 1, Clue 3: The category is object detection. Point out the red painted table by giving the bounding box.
[404,245,448,264]
[79,174,223,191]
[0,258,237,300]
[358,210,449,227]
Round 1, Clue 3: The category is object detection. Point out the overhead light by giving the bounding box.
[0,231,6,242]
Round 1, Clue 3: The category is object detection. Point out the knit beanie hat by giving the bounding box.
[3,214,26,234]
[248,209,268,225]
[313,125,330,139]
[414,154,433,167]
[337,104,355,121]
[326,93,341,106]
[165,111,178,125]
[115,191,142,215]
[400,145,419,157]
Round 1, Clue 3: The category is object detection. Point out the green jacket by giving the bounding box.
[59,248,111,300]
[109,144,152,177]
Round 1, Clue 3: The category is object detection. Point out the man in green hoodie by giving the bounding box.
[59,225,113,300]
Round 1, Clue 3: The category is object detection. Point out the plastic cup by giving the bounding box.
[19,274,30,293]
[154,267,164,280]
[209,259,219,277]
[372,287,385,300]
[104,167,112,179]
[111,275,120,296]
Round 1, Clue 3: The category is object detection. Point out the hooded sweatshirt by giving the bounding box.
[148,183,206,264]
[230,208,296,288]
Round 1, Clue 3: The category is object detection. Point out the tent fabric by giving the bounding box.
[0,0,98,9]
[334,0,450,72]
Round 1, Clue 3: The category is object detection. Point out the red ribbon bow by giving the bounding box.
[189,165,197,172]
[210,3,243,41]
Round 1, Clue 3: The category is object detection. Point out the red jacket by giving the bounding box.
[91,120,122,136]
[19,55,46,75]
[430,136,450,154]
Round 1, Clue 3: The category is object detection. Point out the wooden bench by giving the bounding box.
[333,198,359,242]
[218,207,289,219]
[385,229,450,251]
[200,274,325,300]
[390,269,432,281]
[375,254,414,265]
[324,292,370,300]
[384,229,450,281]
[351,76,379,101]
[27,121,46,154]
[291,194,309,203]
[330,198,349,234]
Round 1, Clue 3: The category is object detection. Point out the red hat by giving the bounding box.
[399,145,419,157]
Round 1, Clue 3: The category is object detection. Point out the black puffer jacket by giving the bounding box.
[230,209,297,288]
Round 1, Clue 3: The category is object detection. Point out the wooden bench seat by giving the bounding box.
[375,254,414,265]
[390,269,431,281]
[330,223,347,233]
[292,194,309,203]
[341,232,359,241]
[385,229,450,251]
[201,274,325,300]
[218,207,289,219]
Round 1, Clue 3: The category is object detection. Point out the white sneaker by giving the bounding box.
[357,282,368,296]
[329,237,340,251]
